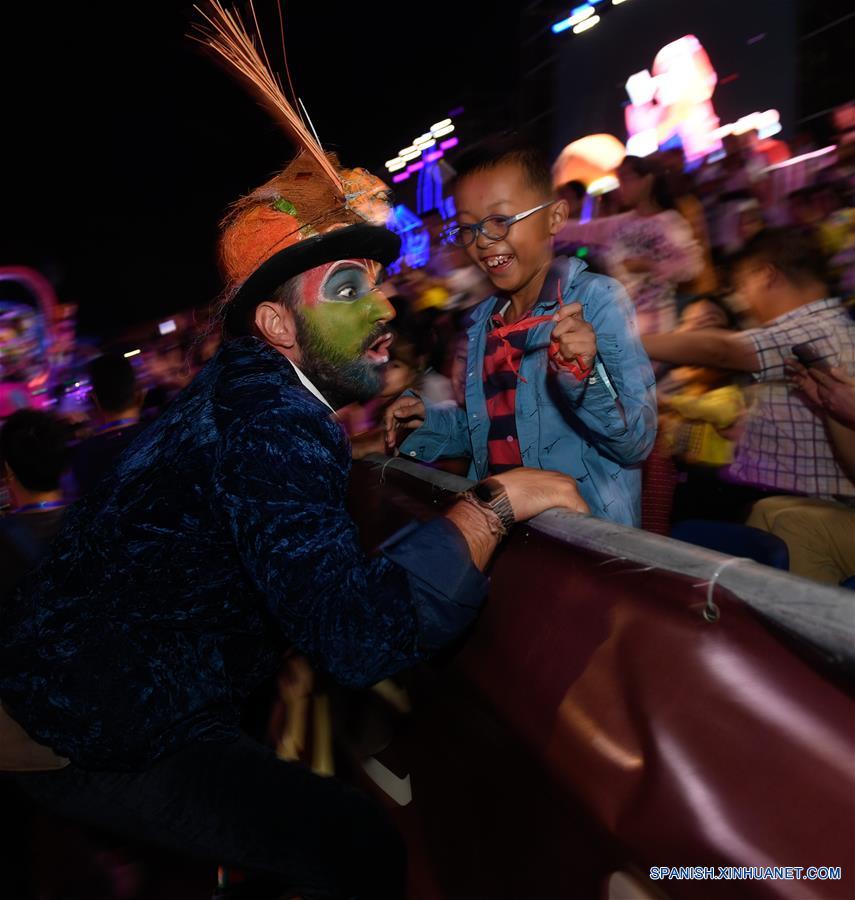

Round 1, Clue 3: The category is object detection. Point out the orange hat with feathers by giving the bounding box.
[192,2,400,333]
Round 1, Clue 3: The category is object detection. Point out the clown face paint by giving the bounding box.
[294,259,396,407]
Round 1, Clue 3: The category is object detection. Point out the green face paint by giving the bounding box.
[298,261,391,364]
[292,259,395,408]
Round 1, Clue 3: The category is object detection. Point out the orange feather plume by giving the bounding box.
[190,1,342,193]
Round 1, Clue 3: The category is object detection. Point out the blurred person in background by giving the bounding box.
[345,327,451,459]
[735,199,767,250]
[557,180,587,221]
[659,297,747,523]
[746,362,855,585]
[607,155,703,336]
[660,149,718,301]
[71,353,147,496]
[605,154,703,531]
[0,410,69,603]
[644,228,855,522]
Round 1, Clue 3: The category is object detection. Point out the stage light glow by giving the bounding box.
[158,320,177,335]
[407,161,425,173]
[124,349,141,358]
[388,205,430,270]
[573,14,600,34]
[430,119,452,132]
[612,0,630,5]
[432,124,455,138]
[553,4,595,32]
[625,70,656,107]
[392,172,410,183]
[424,150,443,163]
[764,145,835,172]
[399,145,417,156]
[624,34,722,161]
[625,130,659,157]
[552,133,626,186]
[587,175,620,195]
[385,157,403,168]
[570,3,594,17]
[387,160,407,172]
[758,122,782,139]
[401,149,423,161]
[439,137,459,150]
[414,133,434,146]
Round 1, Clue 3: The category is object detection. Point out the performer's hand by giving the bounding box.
[491,467,589,520]
[383,394,426,450]
[551,303,597,371]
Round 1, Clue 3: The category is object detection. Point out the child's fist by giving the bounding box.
[551,302,597,373]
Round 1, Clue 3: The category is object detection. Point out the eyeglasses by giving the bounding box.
[443,200,558,248]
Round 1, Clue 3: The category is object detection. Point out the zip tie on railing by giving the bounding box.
[378,455,398,487]
[596,556,629,567]
[594,555,658,577]
[693,556,749,623]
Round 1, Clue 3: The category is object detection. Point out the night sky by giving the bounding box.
[1,2,518,337]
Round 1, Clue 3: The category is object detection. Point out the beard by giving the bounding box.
[294,311,387,409]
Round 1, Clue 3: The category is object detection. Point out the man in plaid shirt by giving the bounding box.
[644,228,855,510]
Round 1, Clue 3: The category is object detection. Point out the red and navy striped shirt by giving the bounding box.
[483,300,529,473]
[482,263,592,474]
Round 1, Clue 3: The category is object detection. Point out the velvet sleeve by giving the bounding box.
[213,408,487,688]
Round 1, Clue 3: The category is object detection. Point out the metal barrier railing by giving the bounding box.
[364,454,855,668]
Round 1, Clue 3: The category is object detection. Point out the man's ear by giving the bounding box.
[761,262,779,291]
[254,301,301,360]
[549,198,570,235]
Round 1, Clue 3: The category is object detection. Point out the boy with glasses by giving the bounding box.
[386,138,657,526]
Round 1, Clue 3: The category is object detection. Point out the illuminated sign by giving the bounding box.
[624,35,783,161]
[387,204,430,273]
[624,35,721,162]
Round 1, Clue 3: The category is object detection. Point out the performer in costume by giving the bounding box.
[0,5,587,898]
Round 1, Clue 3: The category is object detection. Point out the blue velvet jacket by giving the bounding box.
[0,337,486,770]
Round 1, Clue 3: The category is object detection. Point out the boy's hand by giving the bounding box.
[551,302,597,370]
[383,395,426,450]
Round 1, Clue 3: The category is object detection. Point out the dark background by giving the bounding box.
[0,2,518,337]
[1,1,852,337]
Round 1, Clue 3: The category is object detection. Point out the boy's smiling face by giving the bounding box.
[453,161,567,300]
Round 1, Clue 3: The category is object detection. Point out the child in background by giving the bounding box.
[385,138,656,526]
[346,327,455,459]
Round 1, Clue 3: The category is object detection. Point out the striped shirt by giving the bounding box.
[483,299,526,473]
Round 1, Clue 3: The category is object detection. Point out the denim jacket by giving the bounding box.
[401,257,657,525]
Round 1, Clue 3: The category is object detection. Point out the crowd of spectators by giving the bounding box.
[2,122,854,603]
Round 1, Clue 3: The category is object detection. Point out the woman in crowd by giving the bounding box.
[606,155,703,336]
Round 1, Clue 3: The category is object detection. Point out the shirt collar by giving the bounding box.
[285,357,334,411]
[488,256,573,328]
[765,296,841,326]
